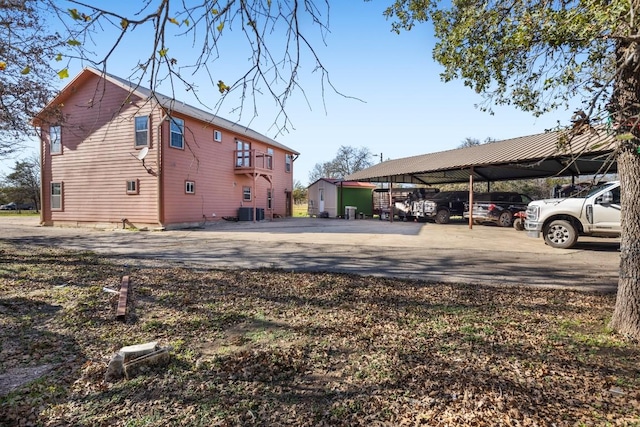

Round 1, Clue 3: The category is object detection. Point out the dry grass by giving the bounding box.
[0,242,639,426]
[293,203,308,217]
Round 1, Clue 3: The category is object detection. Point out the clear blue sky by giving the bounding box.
[3,0,573,185]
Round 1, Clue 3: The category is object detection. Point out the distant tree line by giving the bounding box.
[1,155,40,211]
[308,146,374,184]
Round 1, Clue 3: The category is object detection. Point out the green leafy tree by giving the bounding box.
[0,0,63,156]
[4,154,40,211]
[384,0,640,337]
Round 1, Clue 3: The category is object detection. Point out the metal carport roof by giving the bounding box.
[346,128,617,185]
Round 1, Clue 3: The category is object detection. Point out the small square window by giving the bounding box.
[126,179,139,194]
[243,186,252,201]
[213,129,222,142]
[185,180,195,194]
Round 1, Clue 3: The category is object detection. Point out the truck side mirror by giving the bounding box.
[599,191,613,205]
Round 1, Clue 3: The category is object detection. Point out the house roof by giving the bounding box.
[308,178,377,189]
[346,128,617,184]
[35,67,299,155]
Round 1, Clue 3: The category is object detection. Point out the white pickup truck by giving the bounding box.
[524,181,621,248]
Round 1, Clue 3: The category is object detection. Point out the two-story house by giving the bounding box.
[33,68,299,229]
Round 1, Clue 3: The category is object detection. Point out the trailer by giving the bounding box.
[373,187,439,220]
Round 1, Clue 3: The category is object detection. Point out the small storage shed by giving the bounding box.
[307,178,376,218]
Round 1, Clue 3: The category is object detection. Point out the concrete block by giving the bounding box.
[120,341,158,363]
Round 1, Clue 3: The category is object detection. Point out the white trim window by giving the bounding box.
[135,116,149,147]
[50,125,61,154]
[266,148,274,170]
[243,186,252,201]
[185,180,195,194]
[285,154,292,173]
[213,129,222,142]
[170,117,184,149]
[236,140,251,167]
[126,179,139,194]
[51,182,62,210]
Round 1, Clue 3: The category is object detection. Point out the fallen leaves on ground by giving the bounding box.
[0,242,638,426]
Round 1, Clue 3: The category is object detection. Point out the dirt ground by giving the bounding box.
[0,215,620,292]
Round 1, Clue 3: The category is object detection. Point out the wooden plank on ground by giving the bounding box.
[116,275,129,320]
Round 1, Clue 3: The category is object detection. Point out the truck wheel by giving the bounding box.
[543,220,578,249]
[435,209,450,224]
[513,217,525,231]
[497,211,513,227]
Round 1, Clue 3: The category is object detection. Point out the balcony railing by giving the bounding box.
[234,149,273,174]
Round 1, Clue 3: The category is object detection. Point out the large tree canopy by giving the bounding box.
[384,0,640,338]
[0,0,62,156]
[384,0,621,117]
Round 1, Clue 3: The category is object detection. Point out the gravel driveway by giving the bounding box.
[0,216,620,292]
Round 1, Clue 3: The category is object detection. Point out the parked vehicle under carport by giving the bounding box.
[410,191,471,224]
[464,192,533,227]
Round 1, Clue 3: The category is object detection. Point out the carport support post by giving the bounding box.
[389,181,393,223]
[468,169,474,229]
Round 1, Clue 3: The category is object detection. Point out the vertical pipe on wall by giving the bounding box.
[253,173,258,222]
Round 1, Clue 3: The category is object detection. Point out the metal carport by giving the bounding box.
[345,128,618,226]
[346,128,617,185]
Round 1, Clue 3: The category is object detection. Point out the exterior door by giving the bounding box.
[592,186,622,232]
[236,140,251,167]
[319,188,325,213]
[285,191,292,216]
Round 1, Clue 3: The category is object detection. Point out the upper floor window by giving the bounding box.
[285,154,292,173]
[185,180,195,194]
[135,116,149,147]
[170,117,184,149]
[50,126,61,154]
[213,129,222,142]
[266,148,274,170]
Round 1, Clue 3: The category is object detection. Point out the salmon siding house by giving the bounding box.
[34,68,299,229]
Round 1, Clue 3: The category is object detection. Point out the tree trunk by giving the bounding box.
[609,40,640,338]
[610,149,640,337]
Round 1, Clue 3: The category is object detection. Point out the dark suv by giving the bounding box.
[410,191,472,224]
[464,192,533,227]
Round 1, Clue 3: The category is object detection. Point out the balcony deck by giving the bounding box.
[234,149,274,176]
